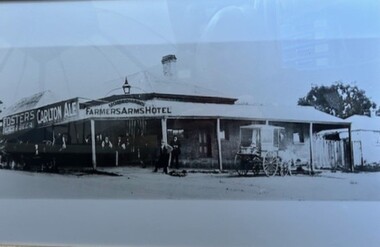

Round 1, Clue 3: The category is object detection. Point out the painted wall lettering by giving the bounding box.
[2,98,79,135]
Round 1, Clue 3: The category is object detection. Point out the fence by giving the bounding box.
[313,136,346,169]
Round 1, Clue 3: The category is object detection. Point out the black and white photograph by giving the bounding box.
[0,0,379,246]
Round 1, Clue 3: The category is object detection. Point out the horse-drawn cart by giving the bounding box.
[234,124,291,176]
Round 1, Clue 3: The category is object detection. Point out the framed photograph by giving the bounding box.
[0,1,379,246]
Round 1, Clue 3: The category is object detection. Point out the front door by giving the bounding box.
[199,130,212,158]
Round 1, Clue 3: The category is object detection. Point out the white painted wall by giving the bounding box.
[352,131,380,165]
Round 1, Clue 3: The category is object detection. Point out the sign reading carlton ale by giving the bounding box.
[2,98,79,135]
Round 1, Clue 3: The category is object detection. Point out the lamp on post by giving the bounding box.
[122,77,131,95]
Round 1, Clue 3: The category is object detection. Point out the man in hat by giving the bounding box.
[153,140,173,174]
[170,136,181,169]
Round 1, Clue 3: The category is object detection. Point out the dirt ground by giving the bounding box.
[0,166,379,200]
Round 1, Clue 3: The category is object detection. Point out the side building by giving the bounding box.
[318,114,380,167]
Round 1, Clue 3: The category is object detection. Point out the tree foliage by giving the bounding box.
[298,82,376,119]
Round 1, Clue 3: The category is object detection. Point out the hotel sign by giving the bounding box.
[85,105,172,116]
[2,98,79,135]
[85,98,172,117]
[108,98,146,107]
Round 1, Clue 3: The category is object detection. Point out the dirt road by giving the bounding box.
[1,167,379,200]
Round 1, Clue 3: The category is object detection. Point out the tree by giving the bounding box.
[298,82,377,119]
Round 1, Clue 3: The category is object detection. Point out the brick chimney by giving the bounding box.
[161,54,177,78]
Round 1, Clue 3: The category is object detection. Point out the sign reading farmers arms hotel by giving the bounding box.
[84,99,172,118]
[85,106,172,116]
[2,99,79,135]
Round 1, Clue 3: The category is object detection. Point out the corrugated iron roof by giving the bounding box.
[2,91,60,116]
[146,99,349,124]
[2,91,349,126]
[115,65,230,98]
[346,115,380,131]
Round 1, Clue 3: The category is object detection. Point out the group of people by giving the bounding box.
[90,133,128,166]
[84,133,182,171]
[53,132,69,151]
[1,128,183,172]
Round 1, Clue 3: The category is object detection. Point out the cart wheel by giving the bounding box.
[281,161,292,176]
[252,156,262,176]
[234,154,249,176]
[262,151,279,177]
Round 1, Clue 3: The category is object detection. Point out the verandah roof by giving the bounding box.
[80,97,350,126]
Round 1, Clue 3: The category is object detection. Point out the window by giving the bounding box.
[293,128,304,144]
[261,128,273,144]
[221,124,230,140]
[273,129,285,148]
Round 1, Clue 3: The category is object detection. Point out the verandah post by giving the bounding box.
[90,119,96,170]
[309,122,314,174]
[216,118,223,171]
[348,124,354,172]
[161,118,168,144]
[161,117,169,167]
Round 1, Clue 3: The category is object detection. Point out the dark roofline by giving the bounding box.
[80,93,238,108]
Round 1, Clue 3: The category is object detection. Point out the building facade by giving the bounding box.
[1,90,352,171]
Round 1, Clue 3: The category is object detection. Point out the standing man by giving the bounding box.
[116,135,126,166]
[170,136,181,169]
[101,136,114,166]
[154,140,173,174]
[53,132,66,168]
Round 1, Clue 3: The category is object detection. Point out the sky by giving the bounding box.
[0,0,379,108]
